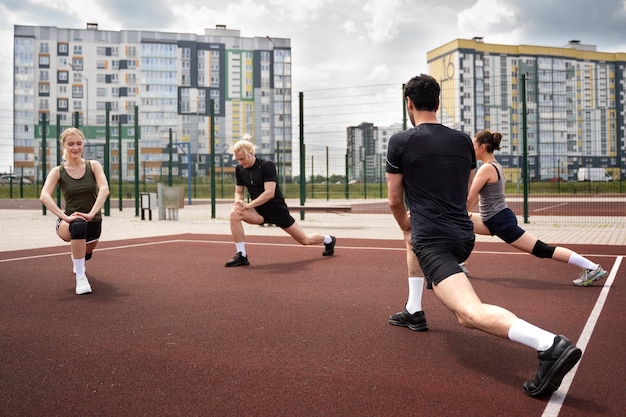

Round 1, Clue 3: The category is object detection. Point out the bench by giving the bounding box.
[289,205,352,214]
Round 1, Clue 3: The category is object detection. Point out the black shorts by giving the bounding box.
[483,208,525,244]
[413,239,474,289]
[56,218,102,244]
[255,204,296,229]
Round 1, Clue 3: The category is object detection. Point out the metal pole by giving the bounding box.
[522,74,529,223]
[56,115,61,206]
[168,128,173,187]
[299,91,305,220]
[326,146,329,201]
[104,108,110,216]
[41,113,47,215]
[118,120,123,211]
[187,143,192,205]
[210,99,216,218]
[134,105,140,217]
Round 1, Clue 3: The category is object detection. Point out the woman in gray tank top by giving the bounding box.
[466,130,607,287]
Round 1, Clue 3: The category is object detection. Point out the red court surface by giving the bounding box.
[1,234,624,417]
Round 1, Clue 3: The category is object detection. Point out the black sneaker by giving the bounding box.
[225,252,250,267]
[523,335,582,397]
[322,236,336,256]
[388,309,428,331]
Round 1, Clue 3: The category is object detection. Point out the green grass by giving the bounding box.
[2,179,624,201]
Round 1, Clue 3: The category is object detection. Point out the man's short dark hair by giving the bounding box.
[404,74,440,112]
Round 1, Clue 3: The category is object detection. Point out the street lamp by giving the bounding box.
[266,35,289,192]
[69,63,88,138]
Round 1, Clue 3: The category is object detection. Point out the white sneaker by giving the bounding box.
[75,275,92,295]
[573,266,607,287]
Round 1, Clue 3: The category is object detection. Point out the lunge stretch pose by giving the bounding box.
[385,74,581,397]
[225,135,336,267]
[40,127,110,294]
[467,130,607,286]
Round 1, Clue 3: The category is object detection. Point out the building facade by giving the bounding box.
[13,24,291,182]
[346,122,403,183]
[427,38,626,181]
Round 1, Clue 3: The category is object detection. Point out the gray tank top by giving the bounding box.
[479,161,507,221]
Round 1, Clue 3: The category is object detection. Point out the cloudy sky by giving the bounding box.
[1,0,625,172]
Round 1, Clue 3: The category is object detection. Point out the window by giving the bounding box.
[73,45,83,55]
[57,98,69,111]
[58,71,69,83]
[38,55,50,67]
[58,43,69,55]
[38,83,50,95]
[71,58,83,70]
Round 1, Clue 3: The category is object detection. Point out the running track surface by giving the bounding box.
[1,234,624,417]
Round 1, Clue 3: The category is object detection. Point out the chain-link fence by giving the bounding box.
[8,75,625,227]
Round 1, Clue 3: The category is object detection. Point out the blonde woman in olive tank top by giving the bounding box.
[466,130,606,287]
[40,128,110,295]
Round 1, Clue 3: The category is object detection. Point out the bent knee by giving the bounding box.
[455,311,480,329]
[229,209,243,221]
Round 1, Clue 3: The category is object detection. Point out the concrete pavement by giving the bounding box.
[1,199,625,252]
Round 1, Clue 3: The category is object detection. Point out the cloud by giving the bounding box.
[457,0,518,37]
[2,0,626,172]
[363,0,406,44]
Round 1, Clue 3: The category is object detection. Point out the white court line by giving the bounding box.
[533,202,569,212]
[1,239,624,263]
[541,256,623,417]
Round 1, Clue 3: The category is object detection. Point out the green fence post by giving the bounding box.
[522,74,529,224]
[41,113,47,215]
[104,108,110,216]
[210,99,216,219]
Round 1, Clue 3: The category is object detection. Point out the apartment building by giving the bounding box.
[346,122,403,183]
[427,38,625,181]
[13,23,291,181]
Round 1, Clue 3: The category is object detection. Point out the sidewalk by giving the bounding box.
[1,198,625,253]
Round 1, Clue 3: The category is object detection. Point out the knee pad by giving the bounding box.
[69,219,88,240]
[85,252,93,261]
[531,240,556,259]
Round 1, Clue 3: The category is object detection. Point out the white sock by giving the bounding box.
[568,253,598,270]
[405,277,424,314]
[323,235,333,244]
[73,258,86,277]
[235,242,246,257]
[508,319,556,351]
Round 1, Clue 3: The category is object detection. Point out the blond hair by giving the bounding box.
[60,127,85,161]
[231,133,256,156]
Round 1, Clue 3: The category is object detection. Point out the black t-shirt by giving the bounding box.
[235,157,286,210]
[386,123,476,244]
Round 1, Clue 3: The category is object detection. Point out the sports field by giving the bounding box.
[1,233,623,417]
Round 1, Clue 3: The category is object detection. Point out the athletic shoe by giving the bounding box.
[75,275,92,295]
[225,252,249,267]
[572,266,607,286]
[523,335,582,397]
[388,309,429,331]
[460,262,470,276]
[322,236,336,256]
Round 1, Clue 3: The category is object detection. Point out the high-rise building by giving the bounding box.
[427,38,625,181]
[346,122,402,183]
[13,23,291,182]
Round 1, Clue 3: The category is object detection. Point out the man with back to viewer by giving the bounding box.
[385,73,582,397]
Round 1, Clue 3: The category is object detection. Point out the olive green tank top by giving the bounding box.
[58,160,102,221]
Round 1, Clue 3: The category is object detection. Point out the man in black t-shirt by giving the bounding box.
[385,74,581,397]
[225,136,336,267]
